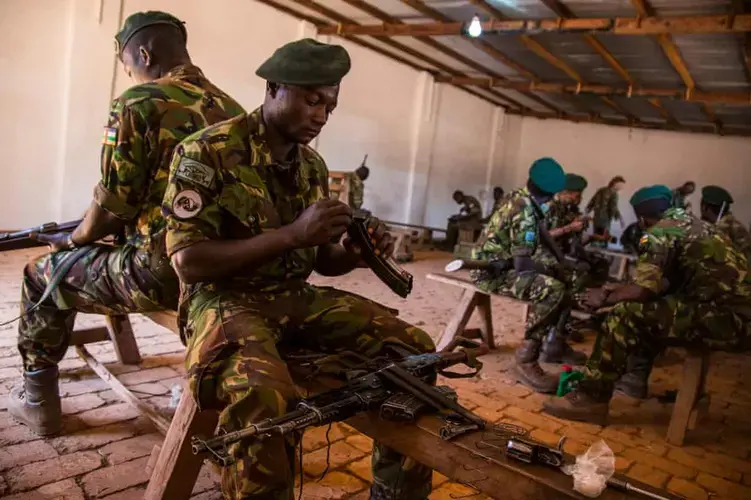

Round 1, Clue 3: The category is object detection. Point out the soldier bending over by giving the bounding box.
[543,185,751,423]
[162,39,435,499]
[8,11,244,436]
[700,185,751,259]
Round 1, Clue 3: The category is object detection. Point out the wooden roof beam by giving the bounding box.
[316,14,751,36]
[508,108,751,137]
[648,98,680,126]
[434,77,751,105]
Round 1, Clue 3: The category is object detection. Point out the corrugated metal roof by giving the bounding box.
[268,0,751,136]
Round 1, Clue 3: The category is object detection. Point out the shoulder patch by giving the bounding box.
[175,157,216,189]
[102,127,117,146]
[525,231,537,242]
[172,189,203,219]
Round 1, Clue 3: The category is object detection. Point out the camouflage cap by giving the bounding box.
[701,185,733,206]
[115,11,186,54]
[564,173,588,192]
[256,38,351,86]
[629,185,672,207]
[528,157,566,195]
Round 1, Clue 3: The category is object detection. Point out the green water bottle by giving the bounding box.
[557,364,583,397]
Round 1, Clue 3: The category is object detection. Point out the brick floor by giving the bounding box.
[0,248,749,499]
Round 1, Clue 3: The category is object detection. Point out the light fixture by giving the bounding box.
[468,14,483,37]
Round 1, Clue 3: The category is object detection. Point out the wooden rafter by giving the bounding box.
[519,36,582,82]
[648,98,679,125]
[433,76,751,105]
[273,0,518,109]
[334,0,537,111]
[509,108,751,137]
[316,14,751,37]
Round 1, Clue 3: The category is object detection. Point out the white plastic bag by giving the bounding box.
[561,440,615,498]
[169,383,183,409]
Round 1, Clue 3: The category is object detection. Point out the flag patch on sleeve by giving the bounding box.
[102,127,117,146]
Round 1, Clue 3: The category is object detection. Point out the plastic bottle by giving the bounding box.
[557,364,584,397]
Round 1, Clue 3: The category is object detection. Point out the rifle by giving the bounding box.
[0,219,82,252]
[347,209,413,298]
[191,345,488,465]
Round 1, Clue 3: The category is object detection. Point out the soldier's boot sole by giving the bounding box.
[515,362,559,394]
[542,396,609,426]
[7,379,62,437]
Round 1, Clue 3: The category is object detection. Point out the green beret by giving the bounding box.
[115,11,186,54]
[701,185,733,206]
[629,185,673,207]
[529,157,566,195]
[564,173,588,192]
[256,38,351,86]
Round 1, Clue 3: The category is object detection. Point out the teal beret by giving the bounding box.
[701,185,733,206]
[115,11,186,54]
[529,157,566,195]
[629,185,673,207]
[256,38,351,86]
[564,173,588,192]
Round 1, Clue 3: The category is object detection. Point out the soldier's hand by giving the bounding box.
[30,232,73,253]
[290,199,352,247]
[342,216,394,262]
[582,287,608,310]
[568,219,586,233]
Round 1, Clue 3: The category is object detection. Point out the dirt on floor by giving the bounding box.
[0,248,749,499]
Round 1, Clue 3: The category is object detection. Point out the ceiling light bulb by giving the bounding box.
[468,15,482,37]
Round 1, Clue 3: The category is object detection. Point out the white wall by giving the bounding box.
[0,0,503,229]
[499,116,751,236]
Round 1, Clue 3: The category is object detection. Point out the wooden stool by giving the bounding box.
[665,347,711,446]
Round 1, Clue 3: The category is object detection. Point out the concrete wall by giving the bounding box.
[1,0,748,232]
[1,0,503,229]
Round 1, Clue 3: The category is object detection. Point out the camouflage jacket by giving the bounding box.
[472,187,542,261]
[717,213,751,259]
[462,195,483,219]
[95,64,245,267]
[586,187,620,228]
[547,199,585,254]
[163,106,329,294]
[348,172,364,209]
[633,208,750,303]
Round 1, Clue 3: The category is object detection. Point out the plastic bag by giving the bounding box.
[561,440,615,498]
[169,384,183,409]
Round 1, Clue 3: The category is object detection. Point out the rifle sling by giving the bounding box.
[0,246,91,327]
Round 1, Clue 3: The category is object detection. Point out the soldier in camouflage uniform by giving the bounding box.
[585,176,625,247]
[671,180,695,211]
[543,185,751,424]
[7,11,245,436]
[348,161,369,209]
[700,185,751,259]
[162,39,435,500]
[471,159,587,392]
[445,190,483,248]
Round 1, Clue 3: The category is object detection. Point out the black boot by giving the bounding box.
[7,366,62,436]
[614,353,654,399]
[540,332,588,365]
[515,340,559,394]
[542,379,613,425]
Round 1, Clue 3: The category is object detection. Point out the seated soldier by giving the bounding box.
[162,39,435,499]
[700,185,751,259]
[445,190,483,248]
[481,186,506,223]
[542,185,751,423]
[7,11,245,436]
[470,158,586,393]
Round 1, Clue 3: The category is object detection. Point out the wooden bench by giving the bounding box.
[425,272,711,446]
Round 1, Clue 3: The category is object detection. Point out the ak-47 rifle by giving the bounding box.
[347,209,413,298]
[0,219,82,252]
[191,345,489,465]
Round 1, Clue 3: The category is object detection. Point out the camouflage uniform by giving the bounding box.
[17,64,245,371]
[348,171,365,209]
[717,213,751,259]
[585,208,751,383]
[671,188,688,210]
[585,186,620,235]
[462,195,482,219]
[472,188,569,341]
[162,108,435,499]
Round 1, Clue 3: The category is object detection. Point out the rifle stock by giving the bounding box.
[0,219,82,252]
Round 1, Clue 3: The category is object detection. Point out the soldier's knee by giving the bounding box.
[410,327,436,354]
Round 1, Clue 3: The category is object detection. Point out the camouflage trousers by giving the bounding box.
[586,295,751,383]
[183,284,436,500]
[473,270,569,341]
[18,244,177,371]
[534,250,609,293]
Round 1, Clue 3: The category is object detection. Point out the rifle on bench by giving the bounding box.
[0,219,82,252]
